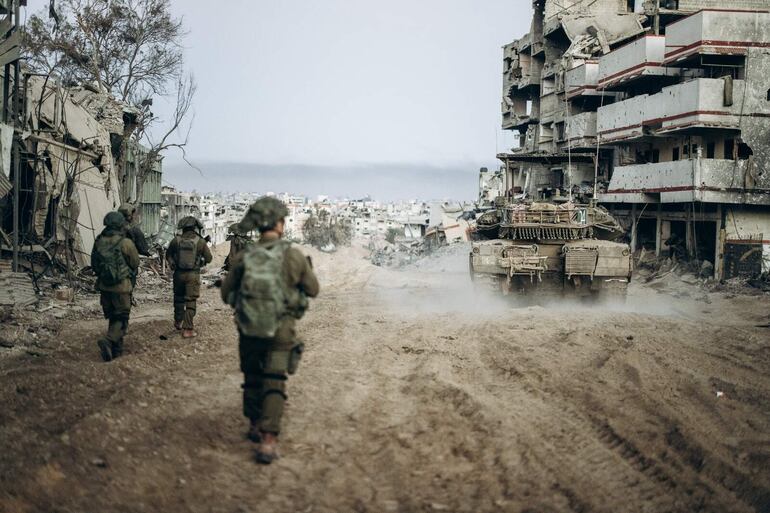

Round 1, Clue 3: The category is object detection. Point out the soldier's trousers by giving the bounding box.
[173,271,201,330]
[100,291,131,352]
[239,334,293,434]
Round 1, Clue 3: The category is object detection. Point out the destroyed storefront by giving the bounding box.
[499,0,770,278]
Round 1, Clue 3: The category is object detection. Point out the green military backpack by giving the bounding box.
[236,241,293,338]
[176,235,200,270]
[93,236,131,286]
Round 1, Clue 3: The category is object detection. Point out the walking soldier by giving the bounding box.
[91,212,140,362]
[223,222,253,272]
[118,203,152,257]
[166,216,212,338]
[221,197,319,464]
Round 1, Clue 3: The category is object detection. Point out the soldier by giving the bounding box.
[166,216,213,338]
[223,222,253,272]
[221,197,319,464]
[118,203,152,257]
[91,211,140,362]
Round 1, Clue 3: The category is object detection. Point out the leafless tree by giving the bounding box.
[132,73,197,204]
[24,0,184,103]
[24,0,196,206]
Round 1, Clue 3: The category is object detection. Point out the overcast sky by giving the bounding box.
[25,1,530,167]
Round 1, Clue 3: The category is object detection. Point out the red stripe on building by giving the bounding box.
[665,40,770,60]
[598,62,663,86]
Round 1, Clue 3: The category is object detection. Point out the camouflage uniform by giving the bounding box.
[91,212,140,361]
[221,197,319,463]
[118,203,152,257]
[224,223,252,272]
[166,217,212,334]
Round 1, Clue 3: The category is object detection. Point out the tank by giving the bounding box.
[469,199,632,300]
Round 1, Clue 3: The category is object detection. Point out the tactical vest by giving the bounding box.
[176,235,200,270]
[93,236,131,286]
[235,241,305,338]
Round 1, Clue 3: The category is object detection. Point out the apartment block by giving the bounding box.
[499,0,770,278]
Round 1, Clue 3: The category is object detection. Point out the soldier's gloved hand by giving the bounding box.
[205,235,212,243]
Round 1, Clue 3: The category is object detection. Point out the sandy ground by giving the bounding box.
[1,243,769,513]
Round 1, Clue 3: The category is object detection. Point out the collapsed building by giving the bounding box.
[499,0,770,278]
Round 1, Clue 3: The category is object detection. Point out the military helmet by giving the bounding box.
[228,222,247,235]
[104,211,126,229]
[118,203,137,219]
[240,196,289,232]
[178,215,203,230]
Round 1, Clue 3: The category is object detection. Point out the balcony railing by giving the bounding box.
[565,62,599,99]
[562,112,597,149]
[597,78,748,142]
[598,35,673,89]
[664,10,770,64]
[600,158,770,205]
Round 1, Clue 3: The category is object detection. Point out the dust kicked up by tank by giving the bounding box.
[1,1,769,512]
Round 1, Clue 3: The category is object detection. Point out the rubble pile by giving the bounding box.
[635,249,769,295]
[368,238,427,267]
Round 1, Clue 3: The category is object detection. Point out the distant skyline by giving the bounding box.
[23,1,532,192]
[163,161,480,202]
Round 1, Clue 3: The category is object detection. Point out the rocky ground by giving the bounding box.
[1,243,769,513]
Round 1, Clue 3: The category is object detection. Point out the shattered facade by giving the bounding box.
[0,78,164,270]
[500,0,770,278]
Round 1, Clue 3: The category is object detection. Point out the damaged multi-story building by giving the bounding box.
[499,0,770,278]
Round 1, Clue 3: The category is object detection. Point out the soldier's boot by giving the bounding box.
[111,339,123,359]
[182,329,197,338]
[97,339,113,362]
[246,420,262,443]
[174,321,183,330]
[255,432,279,464]
[111,320,128,358]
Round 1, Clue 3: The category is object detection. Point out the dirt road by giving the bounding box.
[1,245,769,513]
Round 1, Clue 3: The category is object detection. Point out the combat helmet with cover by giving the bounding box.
[118,203,137,222]
[238,196,289,233]
[92,212,132,286]
[178,215,203,231]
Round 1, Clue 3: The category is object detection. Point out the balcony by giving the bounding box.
[664,10,770,64]
[598,35,675,89]
[561,112,597,150]
[596,94,647,142]
[600,159,770,205]
[565,61,599,99]
[597,78,748,142]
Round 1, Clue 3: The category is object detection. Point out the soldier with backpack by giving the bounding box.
[91,212,140,362]
[166,216,213,338]
[220,197,319,464]
[223,222,253,272]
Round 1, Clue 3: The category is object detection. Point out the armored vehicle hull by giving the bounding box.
[469,201,632,300]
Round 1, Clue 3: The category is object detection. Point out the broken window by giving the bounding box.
[724,138,735,159]
[737,142,753,160]
[673,147,680,161]
[683,144,690,158]
[706,142,715,159]
[556,122,565,141]
[652,149,660,163]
